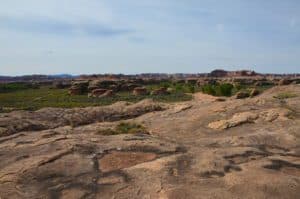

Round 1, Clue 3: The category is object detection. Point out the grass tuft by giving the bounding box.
[0,86,192,112]
[274,92,297,100]
[98,122,147,135]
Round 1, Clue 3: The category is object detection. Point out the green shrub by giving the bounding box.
[0,85,192,112]
[217,83,234,96]
[202,84,216,95]
[187,84,196,93]
[0,82,39,93]
[116,122,146,134]
[202,83,233,97]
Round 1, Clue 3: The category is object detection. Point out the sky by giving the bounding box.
[0,0,299,75]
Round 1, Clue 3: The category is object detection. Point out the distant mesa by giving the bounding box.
[209,69,257,77]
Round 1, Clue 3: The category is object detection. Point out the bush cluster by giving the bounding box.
[202,83,234,97]
[0,82,39,93]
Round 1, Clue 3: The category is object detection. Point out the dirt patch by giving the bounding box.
[98,151,157,173]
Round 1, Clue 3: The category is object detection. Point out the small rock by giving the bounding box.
[133,87,149,96]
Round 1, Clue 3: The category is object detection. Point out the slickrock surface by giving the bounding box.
[0,85,300,199]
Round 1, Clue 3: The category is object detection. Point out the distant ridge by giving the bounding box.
[0,74,76,83]
[0,70,299,83]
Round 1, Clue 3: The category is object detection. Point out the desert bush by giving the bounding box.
[98,122,147,135]
[0,82,39,93]
[0,86,192,112]
[202,83,233,97]
[116,122,147,134]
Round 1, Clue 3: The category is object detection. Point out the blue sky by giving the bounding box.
[0,0,299,75]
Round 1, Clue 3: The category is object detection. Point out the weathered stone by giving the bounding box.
[0,85,300,199]
[68,81,89,95]
[133,87,149,96]
[90,89,109,97]
[88,80,117,91]
[208,112,259,130]
[151,87,169,96]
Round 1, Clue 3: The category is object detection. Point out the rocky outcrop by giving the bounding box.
[0,85,299,199]
[0,130,180,199]
[69,81,89,95]
[133,87,149,96]
[89,89,115,98]
[151,87,169,96]
[88,80,118,91]
[120,83,141,91]
[0,99,164,136]
[89,88,108,97]
[208,108,292,130]
[208,112,259,130]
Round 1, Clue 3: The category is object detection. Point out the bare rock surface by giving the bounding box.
[0,85,300,198]
[0,99,163,136]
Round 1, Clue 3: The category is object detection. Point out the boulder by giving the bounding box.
[151,87,169,96]
[133,87,149,96]
[99,90,115,98]
[88,80,102,91]
[69,81,89,95]
[88,80,117,91]
[90,89,109,97]
[120,83,141,91]
[278,79,292,86]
